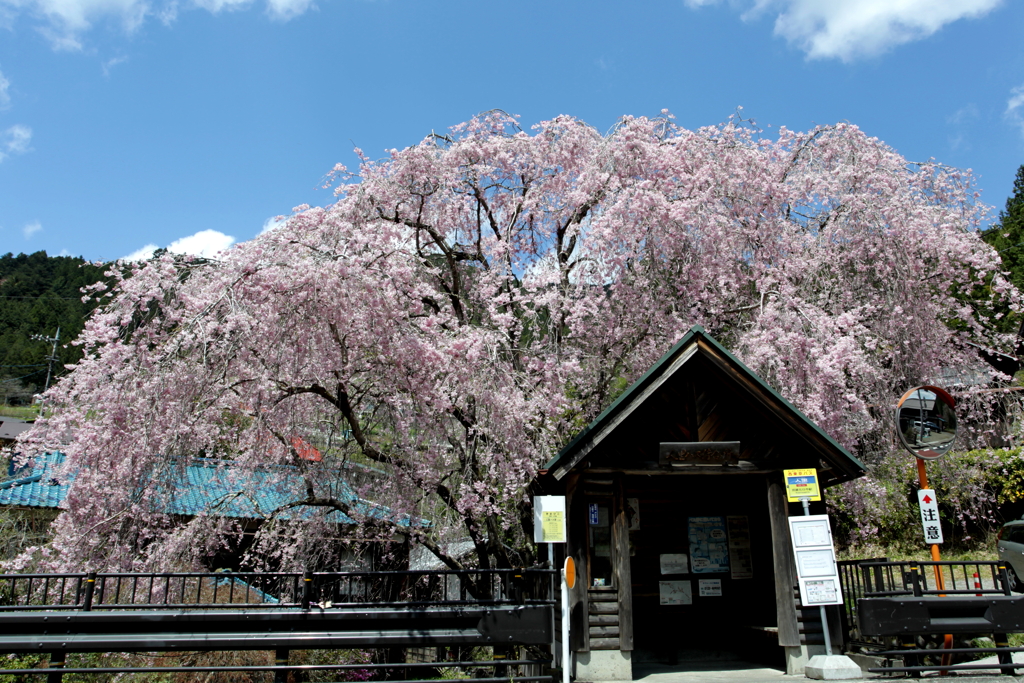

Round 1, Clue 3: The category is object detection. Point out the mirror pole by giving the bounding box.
[917,455,955,670]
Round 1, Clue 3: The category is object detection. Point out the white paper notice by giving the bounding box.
[791,519,830,548]
[796,549,837,577]
[660,553,689,575]
[805,579,839,604]
[659,581,692,605]
[698,579,722,597]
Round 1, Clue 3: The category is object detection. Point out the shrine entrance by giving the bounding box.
[538,326,866,680]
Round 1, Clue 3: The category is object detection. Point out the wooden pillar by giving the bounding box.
[767,475,800,647]
[612,475,633,651]
[565,472,590,653]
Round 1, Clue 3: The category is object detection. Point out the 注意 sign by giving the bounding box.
[917,489,944,545]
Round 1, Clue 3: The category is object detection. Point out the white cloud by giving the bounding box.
[0,124,32,162]
[101,55,127,77]
[0,67,10,110]
[686,0,1004,61]
[122,243,158,261]
[122,229,235,261]
[947,103,980,126]
[23,220,41,238]
[167,229,235,257]
[260,215,288,234]
[1006,84,1024,139]
[264,0,313,20]
[2,0,314,50]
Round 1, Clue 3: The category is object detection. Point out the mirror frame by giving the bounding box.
[895,385,957,460]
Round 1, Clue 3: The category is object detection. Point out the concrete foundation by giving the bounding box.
[803,654,863,680]
[575,650,632,681]
[783,644,826,675]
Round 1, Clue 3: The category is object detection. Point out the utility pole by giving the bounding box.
[30,327,60,416]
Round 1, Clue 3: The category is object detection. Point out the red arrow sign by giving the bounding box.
[922,494,933,504]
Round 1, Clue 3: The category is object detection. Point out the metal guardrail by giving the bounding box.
[0,567,558,611]
[836,557,887,650]
[0,568,560,682]
[855,560,1014,597]
[846,560,1024,677]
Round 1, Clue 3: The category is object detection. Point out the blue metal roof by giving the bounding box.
[0,453,69,509]
[0,453,417,526]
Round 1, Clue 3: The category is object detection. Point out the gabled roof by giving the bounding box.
[544,326,866,487]
[0,453,421,526]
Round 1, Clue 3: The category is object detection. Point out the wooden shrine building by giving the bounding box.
[537,326,866,679]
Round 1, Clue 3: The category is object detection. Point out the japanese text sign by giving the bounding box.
[533,496,566,543]
[917,489,944,545]
[784,468,821,502]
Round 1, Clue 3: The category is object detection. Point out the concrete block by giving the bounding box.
[804,654,863,680]
[575,650,632,681]
[784,644,826,675]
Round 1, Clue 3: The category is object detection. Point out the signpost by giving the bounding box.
[783,469,861,680]
[534,496,569,683]
[895,385,959,670]
[784,469,841,656]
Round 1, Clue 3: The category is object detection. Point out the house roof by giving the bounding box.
[0,453,419,526]
[0,418,33,442]
[0,452,68,508]
[543,325,866,487]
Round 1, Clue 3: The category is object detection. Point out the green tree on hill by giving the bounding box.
[981,164,1024,335]
[0,251,109,400]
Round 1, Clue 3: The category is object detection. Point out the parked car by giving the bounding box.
[996,519,1024,591]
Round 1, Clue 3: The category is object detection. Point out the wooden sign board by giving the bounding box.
[660,441,740,466]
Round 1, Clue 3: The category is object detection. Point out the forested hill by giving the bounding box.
[0,252,109,402]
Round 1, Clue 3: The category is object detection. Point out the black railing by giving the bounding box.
[0,568,559,683]
[0,567,558,611]
[855,560,1013,597]
[836,557,886,649]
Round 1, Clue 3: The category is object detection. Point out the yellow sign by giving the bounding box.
[542,510,566,543]
[784,468,821,502]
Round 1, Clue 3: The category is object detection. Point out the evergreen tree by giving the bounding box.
[0,252,109,400]
[981,165,1024,335]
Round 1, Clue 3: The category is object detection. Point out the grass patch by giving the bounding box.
[0,405,37,420]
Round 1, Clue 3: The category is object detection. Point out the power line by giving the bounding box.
[1,370,44,383]
[0,295,92,301]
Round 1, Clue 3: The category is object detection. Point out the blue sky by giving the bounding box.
[0,0,1022,262]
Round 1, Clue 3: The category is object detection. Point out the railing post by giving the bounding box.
[910,564,923,597]
[83,572,96,611]
[873,563,885,595]
[995,633,1014,676]
[901,637,921,679]
[301,569,312,610]
[274,648,289,683]
[998,563,1013,596]
[47,651,65,683]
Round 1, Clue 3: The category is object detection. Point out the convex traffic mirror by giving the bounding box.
[895,385,957,459]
